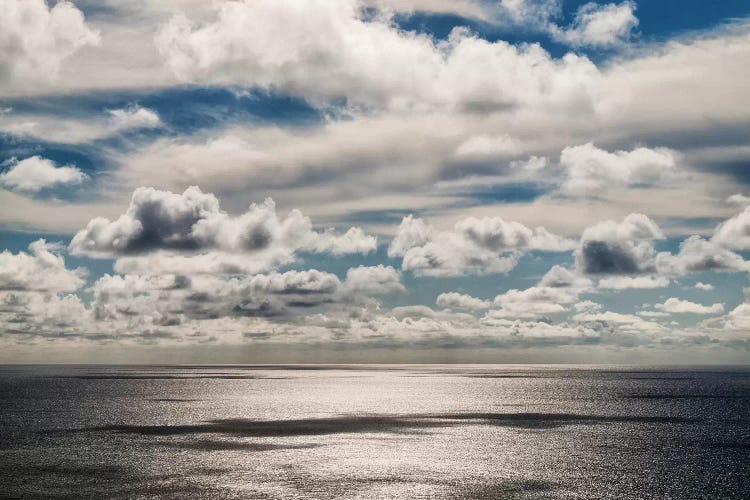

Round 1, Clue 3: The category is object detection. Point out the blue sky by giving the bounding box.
[1,0,750,363]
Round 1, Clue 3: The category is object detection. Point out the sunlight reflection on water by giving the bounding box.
[1,365,749,498]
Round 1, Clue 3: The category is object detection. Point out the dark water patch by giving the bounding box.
[449,479,559,499]
[147,398,204,402]
[156,439,321,452]
[0,464,239,499]
[79,415,453,437]
[72,412,698,439]
[434,412,696,429]
[625,394,750,400]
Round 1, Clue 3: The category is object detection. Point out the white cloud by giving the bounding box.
[389,214,574,276]
[0,240,86,292]
[559,143,678,197]
[0,0,100,90]
[551,2,638,48]
[573,300,601,312]
[598,275,669,290]
[637,310,669,318]
[69,187,376,268]
[510,155,548,173]
[726,193,750,207]
[712,207,750,250]
[655,298,724,315]
[0,156,87,193]
[539,265,592,288]
[108,106,162,131]
[436,292,491,310]
[155,0,600,111]
[655,236,750,275]
[575,213,664,275]
[344,265,405,295]
[695,282,714,291]
[572,310,665,332]
[454,134,522,158]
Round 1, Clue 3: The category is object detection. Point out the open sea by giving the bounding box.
[1,364,749,499]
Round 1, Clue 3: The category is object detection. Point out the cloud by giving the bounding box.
[0,156,87,193]
[705,299,750,332]
[695,282,714,291]
[431,263,592,320]
[575,213,663,275]
[454,134,522,158]
[155,0,600,111]
[712,206,750,250]
[436,292,491,310]
[69,187,376,269]
[539,265,591,288]
[551,2,638,48]
[572,310,665,333]
[488,286,571,319]
[0,0,100,89]
[344,265,405,295]
[573,300,601,312]
[108,106,162,131]
[597,275,669,290]
[655,298,724,315]
[726,193,750,207]
[559,143,678,197]
[388,214,574,276]
[87,264,406,328]
[0,240,86,292]
[89,270,347,322]
[655,236,750,275]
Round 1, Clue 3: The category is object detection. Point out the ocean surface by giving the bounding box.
[1,365,749,499]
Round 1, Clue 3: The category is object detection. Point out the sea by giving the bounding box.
[1,364,749,499]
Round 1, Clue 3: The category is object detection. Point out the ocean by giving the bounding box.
[1,365,748,499]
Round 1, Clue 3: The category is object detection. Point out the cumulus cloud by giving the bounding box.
[539,265,591,288]
[551,2,638,48]
[155,0,600,111]
[597,275,669,290]
[0,156,87,193]
[431,263,592,321]
[655,298,724,315]
[695,282,714,291]
[344,265,405,295]
[712,207,750,250]
[655,236,750,275]
[0,240,86,292]
[69,187,376,271]
[88,264,406,327]
[705,298,750,332]
[108,106,162,131]
[559,143,678,197]
[575,213,663,275]
[0,0,100,89]
[388,214,574,276]
[726,193,750,207]
[572,310,665,333]
[488,286,571,319]
[436,292,491,310]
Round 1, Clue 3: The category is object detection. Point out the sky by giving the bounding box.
[1,0,750,363]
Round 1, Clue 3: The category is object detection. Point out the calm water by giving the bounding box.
[1,365,749,499]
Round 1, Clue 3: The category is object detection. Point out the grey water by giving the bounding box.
[1,365,749,499]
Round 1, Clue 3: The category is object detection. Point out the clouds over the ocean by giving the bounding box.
[388,214,574,276]
[70,186,376,275]
[1,0,750,360]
